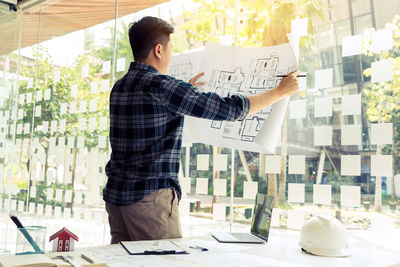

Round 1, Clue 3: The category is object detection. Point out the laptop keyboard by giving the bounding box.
[230,232,262,242]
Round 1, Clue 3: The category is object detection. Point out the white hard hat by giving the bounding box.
[299,215,350,257]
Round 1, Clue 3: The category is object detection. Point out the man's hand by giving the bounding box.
[189,72,205,87]
[247,70,300,116]
[274,70,300,97]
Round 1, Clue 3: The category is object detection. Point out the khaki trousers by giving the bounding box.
[105,188,182,244]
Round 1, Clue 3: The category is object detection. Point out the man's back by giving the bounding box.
[104,61,183,206]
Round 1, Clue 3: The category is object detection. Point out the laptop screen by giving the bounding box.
[250,193,274,241]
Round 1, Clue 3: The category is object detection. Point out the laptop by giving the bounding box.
[211,193,274,244]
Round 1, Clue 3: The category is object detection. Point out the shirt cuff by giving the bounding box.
[237,95,250,120]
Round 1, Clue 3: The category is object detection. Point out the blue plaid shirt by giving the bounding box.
[103,61,250,206]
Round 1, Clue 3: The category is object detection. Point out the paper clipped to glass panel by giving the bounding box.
[54,206,62,217]
[18,200,24,212]
[243,181,258,199]
[19,93,25,105]
[196,154,209,171]
[341,155,361,176]
[372,29,393,53]
[288,183,305,203]
[196,178,208,195]
[213,179,227,196]
[65,190,73,203]
[30,186,36,198]
[314,125,332,146]
[265,155,281,174]
[213,154,228,171]
[82,63,89,78]
[213,203,226,221]
[26,92,32,103]
[315,68,333,89]
[77,136,85,149]
[35,105,41,117]
[71,84,78,97]
[371,59,393,83]
[55,189,63,202]
[102,60,111,74]
[182,42,297,153]
[69,102,77,114]
[371,123,393,145]
[342,35,362,57]
[314,97,332,117]
[313,184,332,205]
[117,57,126,72]
[341,124,362,146]
[340,185,360,207]
[288,155,305,174]
[37,203,44,216]
[342,94,361,115]
[371,155,393,177]
[101,79,110,92]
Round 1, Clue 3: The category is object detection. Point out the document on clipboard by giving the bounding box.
[120,240,188,255]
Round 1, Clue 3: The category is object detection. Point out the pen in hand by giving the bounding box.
[276,74,306,77]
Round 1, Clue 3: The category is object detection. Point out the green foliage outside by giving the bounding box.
[362,15,400,174]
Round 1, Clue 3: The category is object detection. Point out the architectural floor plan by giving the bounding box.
[169,42,297,153]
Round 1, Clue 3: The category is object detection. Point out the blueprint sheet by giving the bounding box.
[176,42,297,153]
[166,47,204,82]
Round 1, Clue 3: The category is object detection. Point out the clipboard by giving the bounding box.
[120,240,189,255]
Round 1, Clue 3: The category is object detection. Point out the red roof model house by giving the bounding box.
[49,227,79,252]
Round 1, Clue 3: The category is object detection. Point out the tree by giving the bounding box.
[362,15,400,210]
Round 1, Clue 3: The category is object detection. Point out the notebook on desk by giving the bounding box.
[211,193,274,244]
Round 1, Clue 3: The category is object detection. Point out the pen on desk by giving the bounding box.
[144,250,176,255]
[276,74,307,77]
[81,253,95,263]
[9,213,42,253]
[189,245,208,251]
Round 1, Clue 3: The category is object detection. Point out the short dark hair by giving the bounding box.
[129,16,174,61]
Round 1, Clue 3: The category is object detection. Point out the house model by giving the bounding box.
[49,227,79,252]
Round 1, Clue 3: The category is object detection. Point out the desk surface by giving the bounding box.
[82,229,400,267]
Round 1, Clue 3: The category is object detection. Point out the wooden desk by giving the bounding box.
[82,229,400,267]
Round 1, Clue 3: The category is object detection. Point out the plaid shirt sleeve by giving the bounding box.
[157,76,250,121]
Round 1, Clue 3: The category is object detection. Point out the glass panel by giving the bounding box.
[0,12,25,254]
[351,0,371,17]
[0,0,398,258]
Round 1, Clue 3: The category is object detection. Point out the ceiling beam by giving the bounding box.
[0,0,168,55]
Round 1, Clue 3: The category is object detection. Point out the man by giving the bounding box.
[104,16,299,243]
